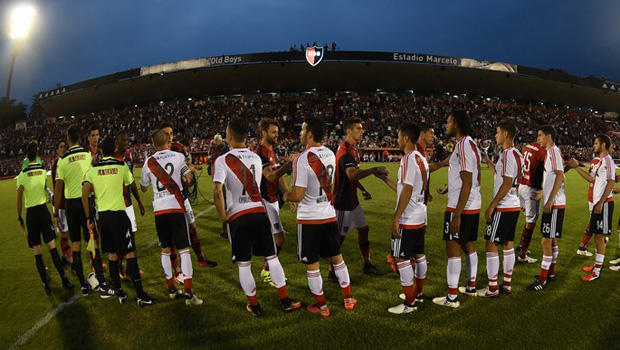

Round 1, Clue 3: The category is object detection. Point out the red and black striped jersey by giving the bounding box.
[255,144,279,203]
[334,141,360,211]
[114,150,134,207]
[51,158,66,210]
[519,142,546,190]
[89,146,102,165]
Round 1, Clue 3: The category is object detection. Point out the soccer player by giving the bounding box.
[82,135,155,305]
[573,156,600,257]
[54,125,114,298]
[160,122,217,269]
[213,118,301,316]
[113,131,146,279]
[527,125,565,291]
[567,135,615,280]
[17,142,74,294]
[333,117,387,277]
[285,116,357,317]
[478,120,523,297]
[375,122,429,314]
[515,140,547,264]
[416,122,450,202]
[87,125,102,163]
[433,110,481,309]
[140,128,202,305]
[51,140,72,265]
[255,118,295,285]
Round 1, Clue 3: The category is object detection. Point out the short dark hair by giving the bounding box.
[29,136,38,143]
[399,121,420,144]
[450,110,471,136]
[88,124,100,135]
[151,129,168,147]
[158,121,174,130]
[259,118,279,133]
[67,125,81,144]
[497,119,517,139]
[538,125,556,142]
[101,135,116,157]
[26,142,38,161]
[117,130,128,137]
[304,116,326,142]
[343,117,362,131]
[418,122,433,133]
[228,117,249,142]
[57,140,65,149]
[596,135,612,150]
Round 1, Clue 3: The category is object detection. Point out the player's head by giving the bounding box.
[101,135,116,157]
[537,125,556,147]
[29,136,38,144]
[301,116,325,147]
[116,130,129,152]
[397,121,420,152]
[56,140,66,157]
[418,122,435,146]
[88,125,100,147]
[66,125,81,145]
[151,128,168,149]
[259,118,280,146]
[226,117,248,144]
[344,117,364,143]
[594,134,612,155]
[446,110,471,137]
[496,119,517,145]
[213,134,222,146]
[158,121,174,147]
[26,141,38,162]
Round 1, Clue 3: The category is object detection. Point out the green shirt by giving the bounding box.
[21,156,42,170]
[17,163,48,208]
[56,145,92,199]
[83,157,133,212]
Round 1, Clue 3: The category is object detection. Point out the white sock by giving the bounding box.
[238,261,256,297]
[447,257,461,300]
[307,269,323,296]
[333,261,350,288]
[161,252,173,280]
[486,252,500,285]
[180,249,193,280]
[466,251,478,288]
[503,249,515,284]
[265,255,286,288]
[397,260,414,287]
[415,256,427,279]
[541,255,552,270]
[552,246,559,265]
[594,253,605,275]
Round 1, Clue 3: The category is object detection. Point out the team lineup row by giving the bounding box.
[16,111,617,316]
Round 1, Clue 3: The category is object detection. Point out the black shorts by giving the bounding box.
[227,212,276,262]
[155,213,190,249]
[541,208,565,239]
[484,210,520,245]
[26,204,56,248]
[297,221,341,264]
[99,211,136,254]
[392,226,425,259]
[590,202,614,236]
[65,198,95,243]
[443,211,479,242]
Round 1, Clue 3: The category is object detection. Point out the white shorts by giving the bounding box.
[518,185,541,224]
[184,199,195,225]
[125,205,138,233]
[265,201,284,235]
[336,205,368,236]
[56,208,68,233]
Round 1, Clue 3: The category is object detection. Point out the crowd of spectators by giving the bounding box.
[1,93,618,176]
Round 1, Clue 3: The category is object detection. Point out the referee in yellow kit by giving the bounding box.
[82,135,155,306]
[17,141,74,294]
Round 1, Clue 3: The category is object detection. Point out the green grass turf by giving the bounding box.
[2,163,620,350]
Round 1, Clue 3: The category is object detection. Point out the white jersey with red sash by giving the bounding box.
[140,149,190,215]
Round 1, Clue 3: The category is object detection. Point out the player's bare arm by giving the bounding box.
[450,171,472,235]
[345,166,387,182]
[429,156,450,173]
[570,159,594,183]
[213,182,228,222]
[392,183,413,239]
[594,178,615,214]
[543,170,564,213]
[81,181,92,225]
[16,185,24,229]
[263,161,293,183]
[129,181,145,216]
[357,181,372,200]
[482,151,496,172]
[284,186,305,203]
[375,173,397,192]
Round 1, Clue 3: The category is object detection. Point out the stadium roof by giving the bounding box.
[37,50,620,115]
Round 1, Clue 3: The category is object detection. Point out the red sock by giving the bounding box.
[580,233,592,249]
[189,225,205,261]
[414,277,425,296]
[403,284,415,305]
[489,279,498,292]
[357,230,370,264]
[166,278,175,290]
[539,268,549,284]
[247,294,259,306]
[170,247,179,270]
[277,285,288,300]
[519,228,533,258]
[184,278,193,296]
[313,293,326,307]
[503,274,512,287]
[341,285,352,299]
[549,263,556,276]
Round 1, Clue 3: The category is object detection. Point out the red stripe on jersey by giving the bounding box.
[307,152,334,204]
[501,150,507,176]
[228,206,266,222]
[147,157,186,212]
[292,152,302,185]
[415,153,428,200]
[225,154,262,202]
[469,140,481,185]
[513,149,522,185]
[459,140,466,172]
[296,217,337,225]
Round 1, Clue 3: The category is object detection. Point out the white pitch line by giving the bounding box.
[10,205,214,350]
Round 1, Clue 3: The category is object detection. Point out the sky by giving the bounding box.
[0,0,619,105]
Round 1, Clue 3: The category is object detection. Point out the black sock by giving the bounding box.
[126,257,146,298]
[91,249,106,285]
[72,251,86,285]
[35,254,47,285]
[108,260,121,290]
[49,248,66,278]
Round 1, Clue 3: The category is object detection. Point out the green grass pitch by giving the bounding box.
[2,162,620,350]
